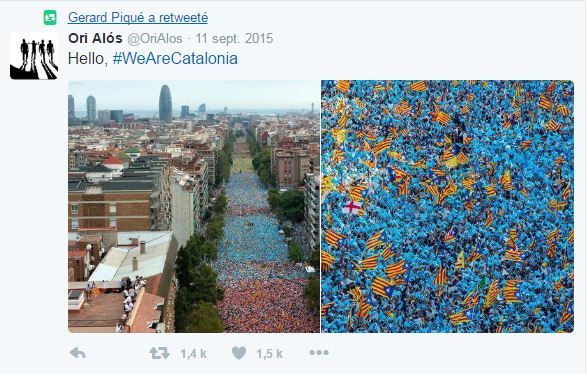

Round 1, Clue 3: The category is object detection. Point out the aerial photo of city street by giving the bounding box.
[67,81,320,333]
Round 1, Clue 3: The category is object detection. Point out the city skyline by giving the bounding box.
[68,81,319,112]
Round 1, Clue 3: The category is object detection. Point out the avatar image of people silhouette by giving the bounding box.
[10,33,58,79]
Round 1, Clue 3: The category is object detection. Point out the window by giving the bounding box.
[71,218,79,230]
[109,204,117,214]
[110,218,117,228]
[70,203,79,214]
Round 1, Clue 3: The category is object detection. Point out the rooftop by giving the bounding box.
[68,288,164,333]
[87,231,173,282]
[68,292,124,329]
[102,155,124,165]
[129,292,164,333]
[69,180,154,193]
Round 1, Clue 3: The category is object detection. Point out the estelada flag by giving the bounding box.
[324,229,345,248]
[409,80,427,92]
[321,251,335,272]
[387,259,407,279]
[321,302,334,317]
[503,280,522,303]
[450,308,473,325]
[361,254,379,270]
[372,277,395,299]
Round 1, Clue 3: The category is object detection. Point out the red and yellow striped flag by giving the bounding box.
[386,259,407,279]
[373,138,391,156]
[546,81,556,95]
[519,139,532,150]
[500,170,513,191]
[321,251,335,272]
[423,180,439,197]
[547,228,560,244]
[483,280,500,310]
[450,309,473,325]
[503,280,522,303]
[457,151,469,166]
[324,229,345,248]
[559,302,574,325]
[433,262,448,285]
[381,245,395,261]
[538,94,553,110]
[484,209,494,228]
[467,248,482,264]
[434,110,451,126]
[321,302,334,317]
[562,182,571,201]
[455,251,465,270]
[394,100,411,115]
[332,149,345,166]
[520,184,529,198]
[409,81,427,92]
[556,104,570,117]
[336,80,350,92]
[361,159,376,169]
[361,254,379,270]
[348,286,363,302]
[504,249,527,262]
[544,119,562,132]
[443,229,456,244]
[372,276,395,298]
[349,184,368,202]
[357,298,372,319]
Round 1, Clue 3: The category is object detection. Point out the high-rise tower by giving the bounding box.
[68,95,75,121]
[86,95,96,123]
[159,85,173,123]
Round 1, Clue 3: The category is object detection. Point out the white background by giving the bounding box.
[0,1,584,373]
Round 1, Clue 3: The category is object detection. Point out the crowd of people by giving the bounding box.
[214,137,318,332]
[320,80,574,333]
[218,279,317,333]
[220,215,289,261]
[117,276,147,333]
[225,173,270,210]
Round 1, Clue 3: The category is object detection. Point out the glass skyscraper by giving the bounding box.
[86,95,96,123]
[159,85,173,122]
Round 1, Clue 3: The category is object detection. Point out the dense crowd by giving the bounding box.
[320,80,574,333]
[225,173,270,209]
[218,279,317,333]
[214,137,318,333]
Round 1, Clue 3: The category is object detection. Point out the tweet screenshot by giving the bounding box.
[1,0,584,373]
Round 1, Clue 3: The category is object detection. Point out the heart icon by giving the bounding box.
[232,346,246,360]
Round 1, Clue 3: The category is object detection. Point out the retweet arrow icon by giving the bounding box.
[159,347,170,359]
[149,347,161,359]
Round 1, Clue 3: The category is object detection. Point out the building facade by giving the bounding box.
[181,105,189,118]
[304,173,320,251]
[68,156,172,232]
[110,110,123,123]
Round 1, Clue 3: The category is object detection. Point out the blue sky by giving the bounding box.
[68,80,319,112]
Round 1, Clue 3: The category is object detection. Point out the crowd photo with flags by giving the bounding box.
[320,80,574,333]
